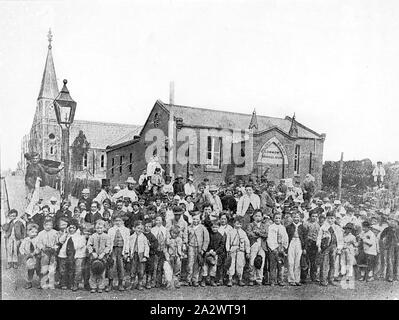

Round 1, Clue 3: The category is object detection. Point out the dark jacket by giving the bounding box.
[380,226,399,249]
[84,211,103,225]
[221,195,237,213]
[173,182,185,195]
[246,221,268,247]
[286,223,307,248]
[144,231,159,256]
[2,219,25,240]
[208,231,225,256]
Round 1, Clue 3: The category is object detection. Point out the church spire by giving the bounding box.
[249,108,258,131]
[289,113,298,137]
[38,29,59,100]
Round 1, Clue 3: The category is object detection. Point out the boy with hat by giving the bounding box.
[19,223,40,288]
[79,188,93,213]
[93,179,112,205]
[202,221,224,287]
[340,223,358,288]
[359,221,378,281]
[87,220,111,293]
[302,209,320,282]
[379,215,399,282]
[187,212,210,287]
[316,211,343,286]
[226,216,250,287]
[208,185,223,215]
[58,219,87,291]
[173,175,185,195]
[184,176,196,196]
[267,212,289,286]
[129,221,150,290]
[55,200,72,230]
[36,218,59,289]
[107,215,131,291]
[2,209,25,269]
[286,212,306,286]
[246,209,268,286]
[151,215,168,287]
[143,219,159,289]
[113,177,138,203]
[48,196,59,215]
[165,226,184,288]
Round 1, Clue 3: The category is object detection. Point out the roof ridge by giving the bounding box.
[73,119,141,127]
[162,102,285,121]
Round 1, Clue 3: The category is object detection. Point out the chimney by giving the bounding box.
[169,81,175,105]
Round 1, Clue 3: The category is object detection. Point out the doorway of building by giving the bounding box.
[257,142,285,183]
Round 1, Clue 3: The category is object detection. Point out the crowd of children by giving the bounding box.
[2,173,399,293]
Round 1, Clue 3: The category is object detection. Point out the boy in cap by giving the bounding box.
[58,219,87,291]
[19,223,40,288]
[267,212,289,286]
[165,226,183,288]
[79,188,93,213]
[184,176,196,196]
[129,220,150,290]
[173,175,185,195]
[107,215,131,291]
[151,215,168,287]
[36,218,59,289]
[302,209,320,282]
[379,215,399,282]
[2,209,25,269]
[187,212,210,287]
[316,211,343,286]
[87,220,112,293]
[246,209,268,286]
[143,218,159,289]
[340,223,358,288]
[48,196,59,215]
[226,216,251,287]
[286,212,306,286]
[359,221,378,281]
[202,221,224,287]
[162,175,174,194]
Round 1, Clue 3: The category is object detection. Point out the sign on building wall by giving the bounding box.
[257,137,289,165]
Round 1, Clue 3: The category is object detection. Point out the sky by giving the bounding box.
[1,0,399,171]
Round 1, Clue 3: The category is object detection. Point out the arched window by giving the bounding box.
[294,145,300,174]
[101,154,105,168]
[83,153,88,168]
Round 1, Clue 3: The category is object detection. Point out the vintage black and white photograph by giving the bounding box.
[1,0,399,302]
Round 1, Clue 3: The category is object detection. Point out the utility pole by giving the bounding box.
[338,152,344,200]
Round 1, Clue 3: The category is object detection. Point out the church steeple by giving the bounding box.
[249,108,258,131]
[37,29,59,100]
[289,113,298,137]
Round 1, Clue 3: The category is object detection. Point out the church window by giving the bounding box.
[206,136,222,170]
[129,153,133,173]
[83,153,88,168]
[111,158,115,176]
[309,152,313,174]
[49,145,56,155]
[101,155,105,168]
[119,155,123,174]
[294,145,300,174]
[153,113,160,127]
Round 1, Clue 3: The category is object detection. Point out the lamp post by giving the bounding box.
[53,79,77,200]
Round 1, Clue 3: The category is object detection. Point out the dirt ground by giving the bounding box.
[2,262,399,300]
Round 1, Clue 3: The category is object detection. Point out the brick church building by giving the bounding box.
[20,31,140,180]
[106,96,326,187]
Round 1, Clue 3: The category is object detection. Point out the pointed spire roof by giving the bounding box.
[289,113,299,137]
[248,108,258,130]
[38,29,59,100]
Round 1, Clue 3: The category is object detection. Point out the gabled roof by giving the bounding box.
[158,100,323,139]
[107,126,143,147]
[69,120,140,149]
[38,46,59,100]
